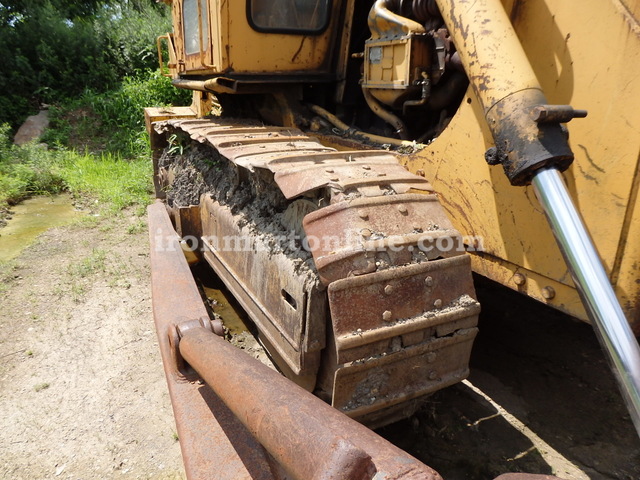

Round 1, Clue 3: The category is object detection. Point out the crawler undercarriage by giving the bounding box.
[152,117,479,427]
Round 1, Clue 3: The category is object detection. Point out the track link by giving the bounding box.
[153,118,479,427]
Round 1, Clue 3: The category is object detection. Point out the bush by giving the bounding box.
[0,124,65,205]
[87,70,191,156]
[43,70,191,157]
[0,1,172,128]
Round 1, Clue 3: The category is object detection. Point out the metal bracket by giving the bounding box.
[168,317,223,379]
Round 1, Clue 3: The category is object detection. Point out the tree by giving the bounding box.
[0,0,170,127]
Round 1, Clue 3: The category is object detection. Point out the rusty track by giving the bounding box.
[153,118,480,427]
[148,120,572,480]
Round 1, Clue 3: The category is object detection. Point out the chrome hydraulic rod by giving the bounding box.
[533,168,640,437]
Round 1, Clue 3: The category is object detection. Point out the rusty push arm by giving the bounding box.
[149,201,444,480]
[434,0,640,437]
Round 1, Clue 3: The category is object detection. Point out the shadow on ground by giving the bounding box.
[378,276,640,480]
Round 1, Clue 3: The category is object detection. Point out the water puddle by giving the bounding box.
[192,263,251,335]
[192,262,274,367]
[0,194,84,263]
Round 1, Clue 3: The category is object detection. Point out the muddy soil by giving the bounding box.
[0,214,184,479]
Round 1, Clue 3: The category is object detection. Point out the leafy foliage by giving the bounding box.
[0,124,65,205]
[0,0,171,127]
[0,0,190,216]
[43,70,191,157]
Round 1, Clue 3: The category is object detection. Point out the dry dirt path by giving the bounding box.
[0,214,185,479]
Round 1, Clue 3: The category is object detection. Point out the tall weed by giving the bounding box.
[0,125,65,205]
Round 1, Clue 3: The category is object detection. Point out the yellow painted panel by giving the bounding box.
[222,1,336,73]
[406,0,640,323]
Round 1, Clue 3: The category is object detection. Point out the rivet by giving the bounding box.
[513,273,526,286]
[382,310,393,322]
[358,209,369,220]
[384,284,394,295]
[362,165,371,170]
[416,169,425,177]
[361,228,372,238]
[434,298,442,308]
[397,204,408,214]
[325,168,334,173]
[330,176,340,182]
[428,371,438,380]
[424,276,433,287]
[541,286,556,300]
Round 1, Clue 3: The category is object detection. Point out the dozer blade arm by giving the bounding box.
[434,0,640,437]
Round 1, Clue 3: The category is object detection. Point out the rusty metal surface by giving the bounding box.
[154,119,431,197]
[328,256,478,345]
[156,118,479,429]
[493,475,565,480]
[178,324,444,480]
[303,193,464,284]
[148,201,278,480]
[274,161,431,199]
[199,194,326,391]
[326,255,479,418]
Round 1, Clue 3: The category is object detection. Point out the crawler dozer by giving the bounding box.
[145,0,640,478]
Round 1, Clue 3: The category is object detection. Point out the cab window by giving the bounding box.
[184,0,209,55]
[248,0,331,34]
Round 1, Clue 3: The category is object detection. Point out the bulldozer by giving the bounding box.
[144,0,640,478]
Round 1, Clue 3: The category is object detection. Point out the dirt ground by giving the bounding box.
[0,213,185,479]
[1,209,639,480]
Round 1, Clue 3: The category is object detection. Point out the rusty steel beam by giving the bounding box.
[148,201,279,480]
[177,323,444,480]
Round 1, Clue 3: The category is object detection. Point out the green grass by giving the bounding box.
[0,69,188,218]
[57,152,153,215]
[0,137,153,216]
[68,249,108,278]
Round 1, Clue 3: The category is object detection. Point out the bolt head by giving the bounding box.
[358,209,369,220]
[361,228,372,238]
[513,273,526,286]
[541,286,556,299]
[434,298,443,308]
[382,310,393,322]
[397,204,408,214]
[384,284,394,295]
[424,276,433,287]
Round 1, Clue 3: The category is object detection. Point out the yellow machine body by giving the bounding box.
[414,0,640,327]
[154,0,640,330]
[160,0,339,75]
